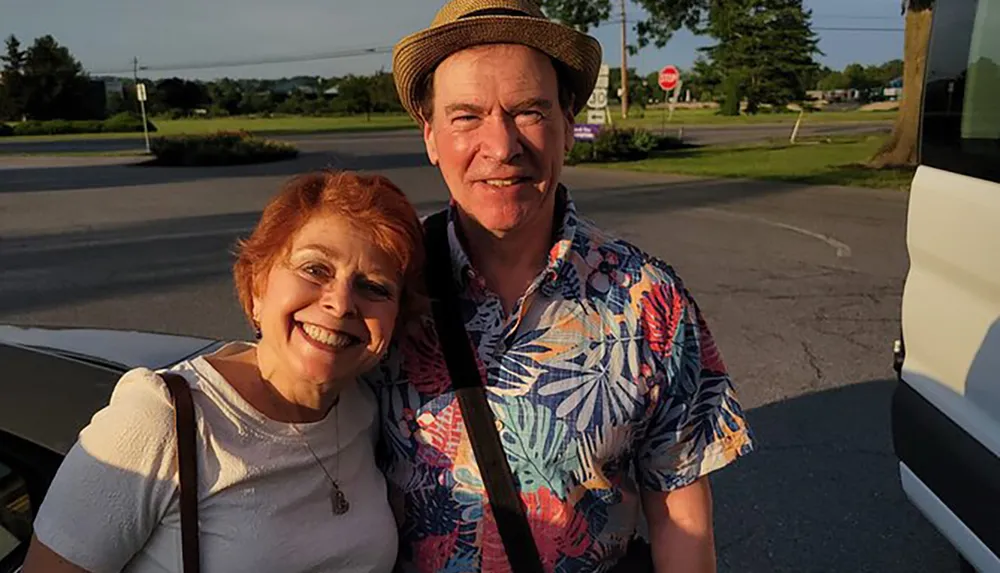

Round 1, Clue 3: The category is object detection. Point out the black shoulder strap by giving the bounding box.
[423,211,544,573]
[161,372,201,573]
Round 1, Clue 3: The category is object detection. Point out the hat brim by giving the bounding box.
[393,15,603,121]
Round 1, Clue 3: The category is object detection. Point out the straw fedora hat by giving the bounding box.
[392,0,603,121]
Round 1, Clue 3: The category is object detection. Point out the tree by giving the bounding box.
[150,78,208,115]
[541,0,817,114]
[206,78,242,116]
[719,74,742,115]
[608,67,646,107]
[239,90,275,115]
[0,35,26,120]
[868,59,904,86]
[803,64,833,92]
[870,0,934,168]
[701,0,820,113]
[817,70,850,91]
[542,0,707,53]
[541,0,704,112]
[337,75,375,119]
[686,57,724,101]
[106,90,127,116]
[19,35,94,120]
[843,62,884,100]
[644,71,668,103]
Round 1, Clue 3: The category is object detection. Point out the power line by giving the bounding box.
[599,19,902,32]
[814,26,903,31]
[811,14,900,20]
[90,45,393,75]
[88,17,901,76]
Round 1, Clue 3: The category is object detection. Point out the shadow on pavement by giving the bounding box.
[1,176,836,318]
[565,177,807,217]
[0,150,431,194]
[0,212,255,316]
[714,379,954,572]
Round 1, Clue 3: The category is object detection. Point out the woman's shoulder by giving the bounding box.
[104,365,199,419]
[75,367,184,457]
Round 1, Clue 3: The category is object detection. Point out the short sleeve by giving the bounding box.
[636,281,755,492]
[32,368,181,573]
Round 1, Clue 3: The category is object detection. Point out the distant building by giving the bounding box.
[883,77,904,101]
[270,79,319,97]
[102,78,124,95]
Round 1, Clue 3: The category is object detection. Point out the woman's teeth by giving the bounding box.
[301,323,357,349]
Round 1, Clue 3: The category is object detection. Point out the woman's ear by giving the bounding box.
[251,296,262,339]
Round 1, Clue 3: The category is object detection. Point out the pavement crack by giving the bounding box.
[757,442,892,458]
[801,340,824,381]
[718,530,757,552]
[816,316,898,323]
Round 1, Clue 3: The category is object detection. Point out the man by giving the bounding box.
[370,0,755,571]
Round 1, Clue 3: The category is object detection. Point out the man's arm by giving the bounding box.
[641,477,717,573]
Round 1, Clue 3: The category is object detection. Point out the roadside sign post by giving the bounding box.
[790,107,805,144]
[668,80,683,123]
[658,65,680,124]
[136,82,151,154]
[576,64,611,141]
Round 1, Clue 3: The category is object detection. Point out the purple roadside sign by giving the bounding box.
[573,124,601,141]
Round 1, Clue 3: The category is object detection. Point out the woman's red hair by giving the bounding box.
[233,169,425,328]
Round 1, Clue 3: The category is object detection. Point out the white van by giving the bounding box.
[892,0,1000,571]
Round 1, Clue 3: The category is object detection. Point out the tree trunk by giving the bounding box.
[869,6,933,168]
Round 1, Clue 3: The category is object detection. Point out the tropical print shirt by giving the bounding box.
[367,189,755,573]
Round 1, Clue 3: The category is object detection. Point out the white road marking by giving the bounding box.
[702,207,853,258]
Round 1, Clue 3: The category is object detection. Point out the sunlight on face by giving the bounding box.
[253,212,402,387]
[423,44,574,237]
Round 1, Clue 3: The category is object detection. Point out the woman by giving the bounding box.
[21,169,425,573]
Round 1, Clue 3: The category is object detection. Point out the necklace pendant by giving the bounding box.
[331,484,350,515]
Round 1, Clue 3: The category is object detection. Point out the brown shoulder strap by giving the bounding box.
[160,372,201,573]
[422,211,545,573]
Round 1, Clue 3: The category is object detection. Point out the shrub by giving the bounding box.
[158,108,188,120]
[566,142,596,165]
[103,112,157,134]
[565,127,688,165]
[13,120,78,136]
[7,114,156,136]
[719,76,742,117]
[0,123,13,137]
[148,130,299,166]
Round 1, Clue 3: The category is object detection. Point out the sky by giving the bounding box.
[0,0,905,81]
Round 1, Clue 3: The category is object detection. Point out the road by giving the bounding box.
[0,131,954,572]
[0,120,892,155]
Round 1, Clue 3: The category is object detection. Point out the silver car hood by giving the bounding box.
[0,324,224,370]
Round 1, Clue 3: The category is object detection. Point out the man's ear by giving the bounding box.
[422,118,439,166]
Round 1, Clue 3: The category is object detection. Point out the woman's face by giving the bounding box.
[253,212,403,387]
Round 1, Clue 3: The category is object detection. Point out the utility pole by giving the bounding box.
[133,56,151,153]
[620,0,628,120]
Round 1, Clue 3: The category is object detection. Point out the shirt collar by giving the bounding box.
[446,185,579,295]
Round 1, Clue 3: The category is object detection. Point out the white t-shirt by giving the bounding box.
[33,342,398,573]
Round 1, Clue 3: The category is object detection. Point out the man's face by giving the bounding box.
[422,44,574,237]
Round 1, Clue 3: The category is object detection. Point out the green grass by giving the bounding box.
[2,108,896,143]
[0,114,417,142]
[590,134,916,191]
[154,114,416,135]
[0,149,148,157]
[580,107,898,128]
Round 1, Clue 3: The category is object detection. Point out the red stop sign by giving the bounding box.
[659,65,680,91]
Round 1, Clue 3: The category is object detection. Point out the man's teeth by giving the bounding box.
[301,323,357,348]
[484,178,521,187]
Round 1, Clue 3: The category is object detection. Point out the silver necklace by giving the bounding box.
[290,400,350,516]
